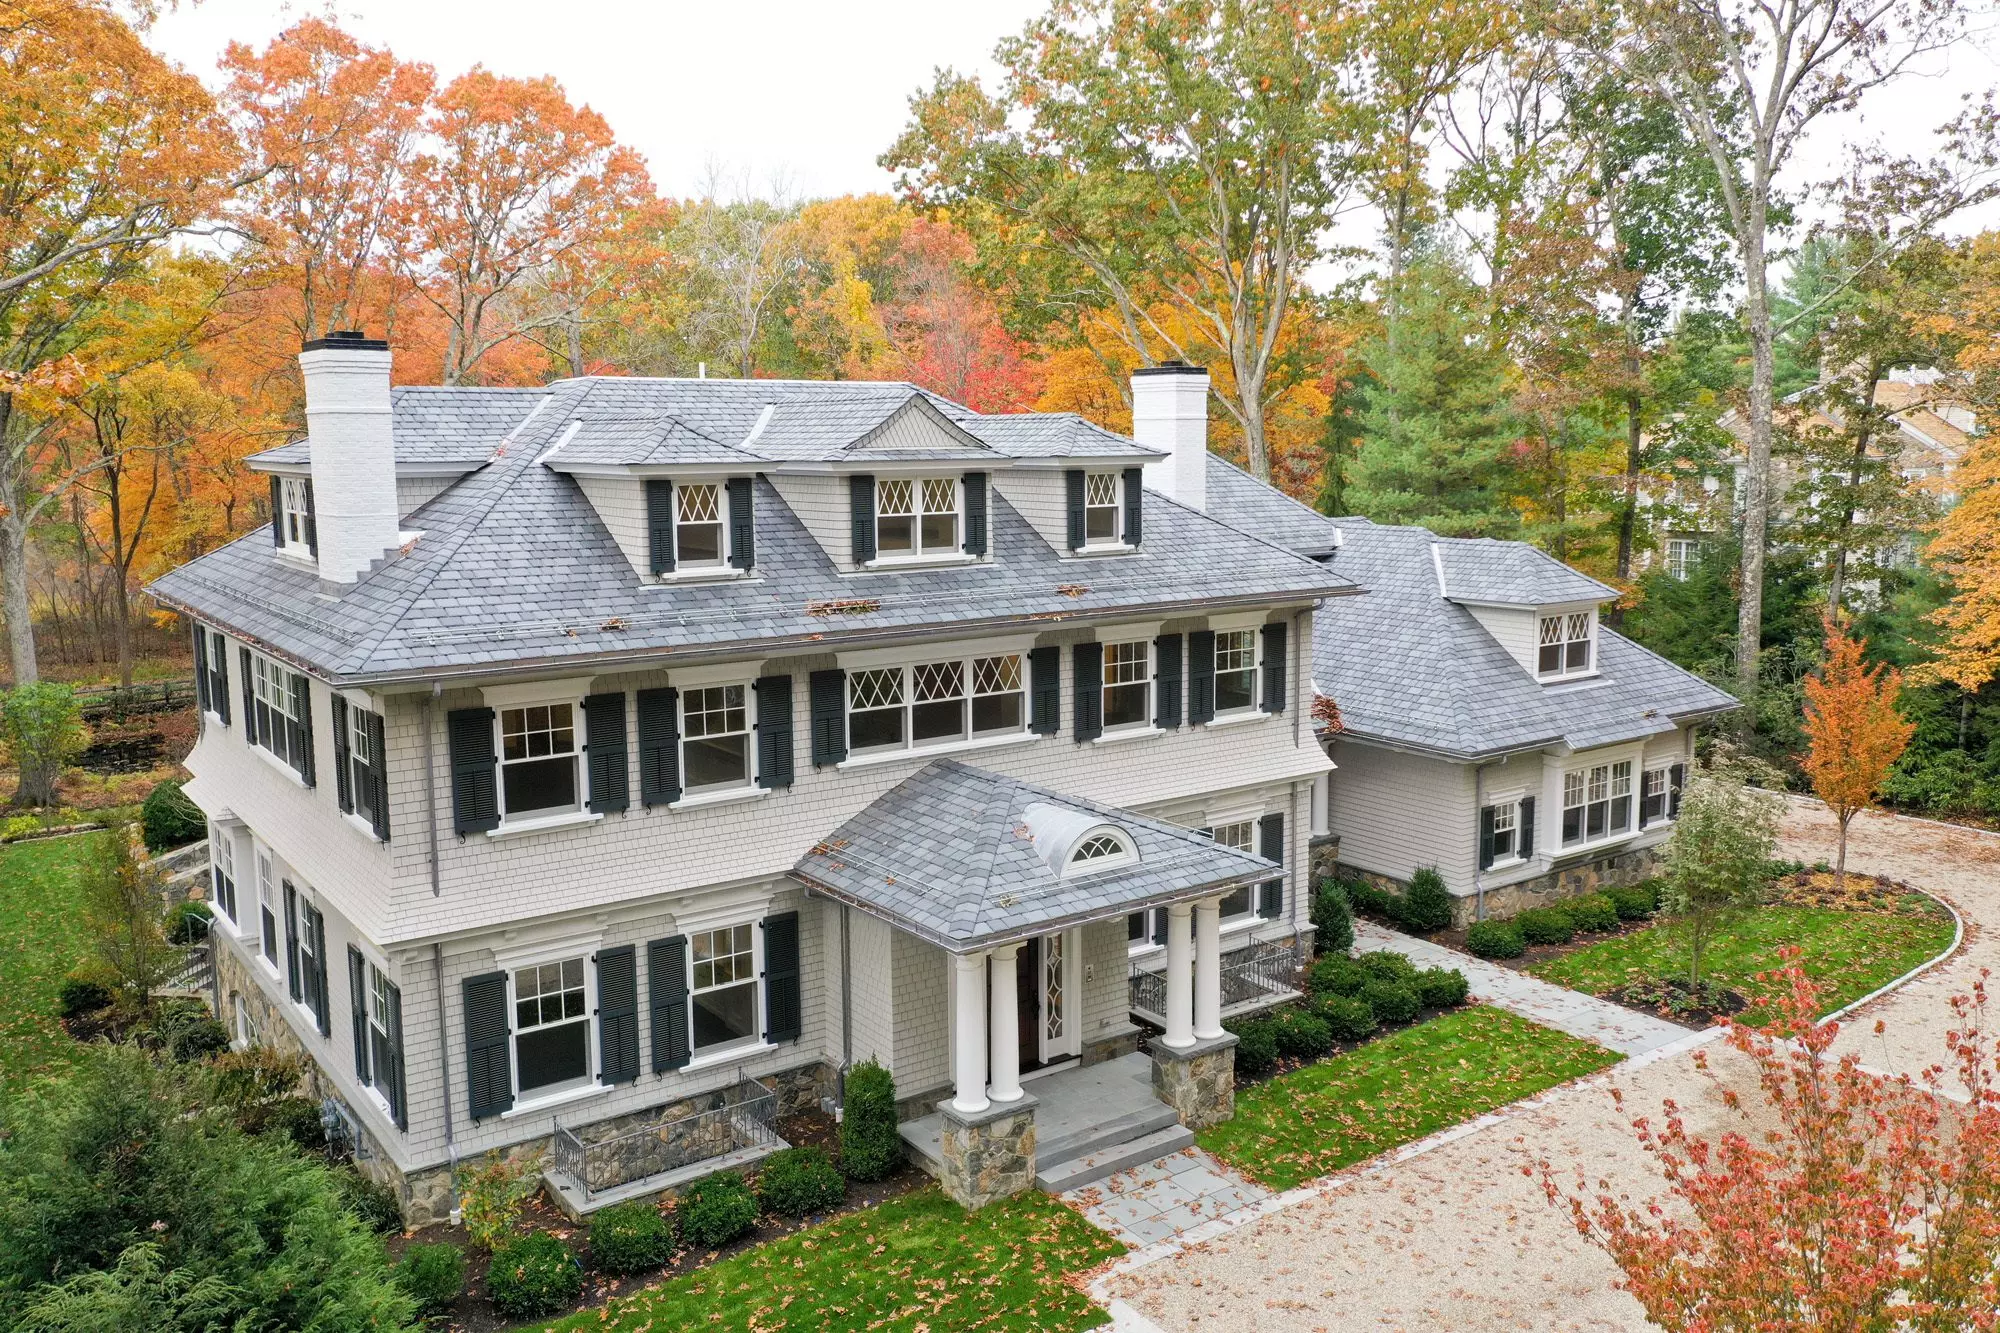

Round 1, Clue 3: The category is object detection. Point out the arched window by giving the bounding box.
[1064,826,1137,875]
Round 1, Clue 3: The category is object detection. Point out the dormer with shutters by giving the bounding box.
[1429,539,1619,685]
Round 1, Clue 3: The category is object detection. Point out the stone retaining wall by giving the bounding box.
[1336,843,1666,928]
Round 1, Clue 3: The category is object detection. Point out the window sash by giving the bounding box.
[689,924,760,1054]
[1209,821,1255,919]
[250,653,305,767]
[1488,801,1519,862]
[1101,641,1152,730]
[676,483,725,566]
[847,654,1025,754]
[682,684,751,792]
[1213,629,1258,713]
[513,957,589,1096]
[1083,472,1121,544]
[498,703,580,819]
[279,477,312,551]
[256,850,278,965]
[1562,761,1634,847]
[1537,613,1594,677]
[875,477,959,557]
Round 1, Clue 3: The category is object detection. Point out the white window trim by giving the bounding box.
[845,650,1031,759]
[505,951,599,1107]
[678,679,758,799]
[1062,826,1138,876]
[1081,470,1124,549]
[1100,638,1154,735]
[1210,626,1263,720]
[1536,608,1599,682]
[673,480,731,572]
[254,844,282,978]
[277,474,314,557]
[207,822,240,931]
[871,474,963,564]
[837,728,1040,772]
[685,917,767,1064]
[486,808,603,840]
[1207,821,1261,927]
[1640,763,1681,827]
[1484,797,1528,870]
[1558,755,1638,852]
[492,695,587,827]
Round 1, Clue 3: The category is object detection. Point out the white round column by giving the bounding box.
[1194,896,1224,1040]
[988,942,1024,1103]
[951,951,991,1114]
[1163,901,1196,1049]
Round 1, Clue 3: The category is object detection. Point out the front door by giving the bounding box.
[1016,942,1043,1073]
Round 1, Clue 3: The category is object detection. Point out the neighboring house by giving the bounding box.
[1201,461,1741,924]
[149,345,1344,1219]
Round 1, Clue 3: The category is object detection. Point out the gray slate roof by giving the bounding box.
[1197,481,1739,759]
[151,377,1348,684]
[247,386,547,469]
[790,759,1276,950]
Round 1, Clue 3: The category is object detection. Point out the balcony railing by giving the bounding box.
[1129,936,1304,1024]
[550,1077,784,1206]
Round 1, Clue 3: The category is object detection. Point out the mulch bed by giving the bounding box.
[393,1109,927,1333]
[1604,977,1748,1027]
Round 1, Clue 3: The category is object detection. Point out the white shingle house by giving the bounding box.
[151,345,1343,1218]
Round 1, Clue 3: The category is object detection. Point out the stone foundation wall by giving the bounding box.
[1335,843,1667,928]
[1307,834,1341,885]
[1151,1033,1237,1130]
[937,1098,1037,1211]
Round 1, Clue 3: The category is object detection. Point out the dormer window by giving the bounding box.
[878,477,959,558]
[676,483,725,567]
[643,477,753,578]
[276,476,315,556]
[1065,826,1137,874]
[1066,467,1141,552]
[1083,472,1122,545]
[1537,611,1594,679]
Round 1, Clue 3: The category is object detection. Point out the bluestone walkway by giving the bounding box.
[1354,920,1689,1056]
[1063,1144,1272,1249]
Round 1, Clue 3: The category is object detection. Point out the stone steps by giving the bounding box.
[1035,1122,1195,1193]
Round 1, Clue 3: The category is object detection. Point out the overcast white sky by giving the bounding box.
[149,1,2000,247]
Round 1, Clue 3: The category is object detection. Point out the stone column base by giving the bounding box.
[1151,1032,1238,1130]
[936,1093,1037,1212]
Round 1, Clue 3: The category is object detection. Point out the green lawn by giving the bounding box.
[532,1186,1124,1333]
[1198,1005,1620,1191]
[0,831,104,1097]
[1528,903,1955,1024]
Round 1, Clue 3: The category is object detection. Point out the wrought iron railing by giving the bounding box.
[1128,936,1304,1023]
[550,1077,783,1205]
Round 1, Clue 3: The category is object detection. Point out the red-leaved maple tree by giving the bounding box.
[1801,614,1917,889]
[1541,955,2000,1331]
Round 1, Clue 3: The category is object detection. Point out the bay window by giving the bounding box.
[683,684,751,792]
[848,652,1026,755]
[1538,611,1594,678]
[876,477,959,558]
[513,958,590,1096]
[1213,629,1259,714]
[690,924,759,1054]
[499,703,580,820]
[1561,759,1633,848]
[1101,641,1152,730]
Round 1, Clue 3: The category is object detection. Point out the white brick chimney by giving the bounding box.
[1132,362,1210,512]
[299,331,401,584]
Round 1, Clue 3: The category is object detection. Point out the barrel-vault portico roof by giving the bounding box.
[790,759,1276,953]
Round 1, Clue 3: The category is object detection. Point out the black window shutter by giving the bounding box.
[963,471,988,556]
[646,478,675,575]
[366,710,390,841]
[269,475,284,547]
[636,687,681,806]
[303,481,318,556]
[211,637,230,725]
[1072,641,1103,742]
[1123,467,1143,545]
[762,911,801,1044]
[291,673,316,786]
[648,937,691,1073]
[1261,622,1288,713]
[809,669,847,767]
[1669,763,1686,818]
[1188,629,1216,724]
[596,945,640,1085]
[754,675,794,789]
[463,971,513,1119]
[1029,646,1060,736]
[192,625,210,715]
[1065,469,1086,550]
[726,476,755,570]
[447,708,499,833]
[583,692,630,814]
[331,694,353,814]
[1152,908,1168,946]
[849,474,876,564]
[1154,633,1183,729]
[1520,796,1537,858]
[283,881,301,1001]
[1637,782,1652,829]
[238,647,255,745]
[384,979,406,1129]
[309,906,331,1037]
[348,945,371,1084]
[1258,812,1286,918]
[1479,805,1497,871]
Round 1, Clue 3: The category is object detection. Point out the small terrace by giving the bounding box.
[543,1076,788,1217]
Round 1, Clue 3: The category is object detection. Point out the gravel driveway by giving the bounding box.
[1096,800,1988,1331]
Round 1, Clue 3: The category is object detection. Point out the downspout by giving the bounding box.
[423,682,442,897]
[839,905,852,1087]
[433,942,460,1225]
[1473,763,1487,923]
[1291,609,1306,748]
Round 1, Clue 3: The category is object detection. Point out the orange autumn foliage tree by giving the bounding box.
[1801,614,1916,888]
[1542,957,2000,1331]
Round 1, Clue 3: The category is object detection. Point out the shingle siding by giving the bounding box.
[1326,740,1478,892]
[767,473,852,569]
[992,470,1071,555]
[573,473,650,578]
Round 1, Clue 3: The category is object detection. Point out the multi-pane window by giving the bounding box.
[278,476,314,554]
[296,897,322,1022]
[347,706,378,828]
[876,477,959,558]
[1641,766,1683,824]
[1485,800,1522,865]
[513,958,589,1095]
[1084,472,1122,545]
[847,654,1026,754]
[1537,611,1594,678]
[1210,821,1255,919]
[210,826,238,923]
[691,924,759,1053]
[499,704,579,820]
[1562,759,1634,847]
[1214,630,1258,713]
[257,849,278,968]
[676,483,725,567]
[683,685,750,792]
[1102,641,1152,730]
[204,631,228,709]
[1665,538,1698,581]
[250,652,307,771]
[365,966,397,1115]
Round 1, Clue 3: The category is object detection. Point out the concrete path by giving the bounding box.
[1091,800,1981,1332]
[1063,1144,1273,1249]
[1353,920,1690,1057]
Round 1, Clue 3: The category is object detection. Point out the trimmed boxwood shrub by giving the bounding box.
[1355,950,1418,985]
[56,972,112,1018]
[486,1232,582,1319]
[1361,979,1421,1026]
[757,1146,846,1217]
[1270,1007,1334,1061]
[168,1018,230,1063]
[1305,954,1366,998]
[1348,879,1395,919]
[678,1171,760,1249]
[1414,967,1470,1009]
[1311,879,1355,953]
[140,777,206,851]
[1314,993,1377,1043]
[1609,882,1660,921]
[1396,867,1455,933]
[1567,893,1620,934]
[1228,1018,1280,1077]
[840,1060,902,1182]
[1516,905,1576,946]
[1466,920,1525,959]
[395,1242,465,1316]
[589,1200,676,1273]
